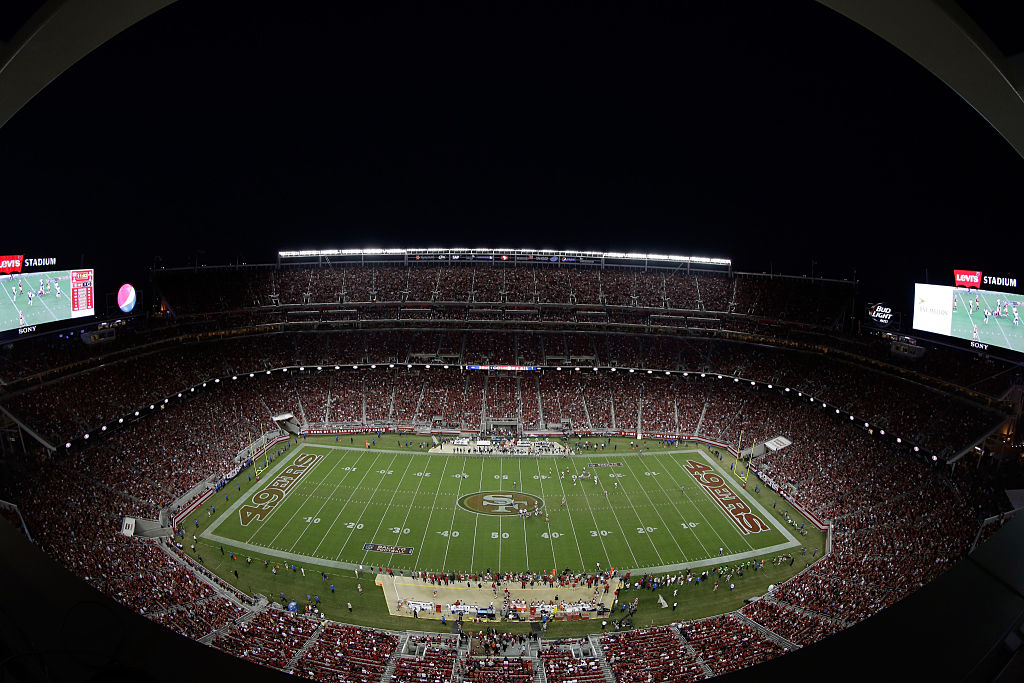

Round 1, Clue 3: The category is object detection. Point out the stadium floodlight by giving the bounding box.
[717,375,723,379]
[611,367,616,372]
[849,415,854,420]
[880,430,885,435]
[666,371,671,375]
[701,373,706,377]
[215,378,220,383]
[266,370,271,374]
[785,387,790,392]
[864,423,869,428]
[118,418,123,424]
[389,364,395,368]
[896,437,902,443]
[915,446,921,452]
[629,369,635,373]
[407,364,413,369]
[426,365,431,369]
[135,411,139,416]
[575,367,580,371]
[149,405,154,410]
[444,365,449,369]
[836,409,840,414]
[931,455,936,461]
[283,368,288,372]
[299,367,304,371]
[65,443,70,448]
[202,382,207,387]
[178,393,182,398]
[647,370,653,374]
[101,425,106,431]
[767,384,772,388]
[84,434,89,439]
[232,376,237,380]
[355,365,360,370]
[557,367,562,371]
[317,366,322,370]
[750,381,755,385]
[593,366,598,371]
[734,378,739,383]
[250,373,254,377]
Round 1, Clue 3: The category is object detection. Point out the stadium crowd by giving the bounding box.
[0,308,1017,680]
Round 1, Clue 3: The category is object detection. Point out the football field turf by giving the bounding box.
[0,271,74,332]
[952,289,1024,353]
[203,439,798,574]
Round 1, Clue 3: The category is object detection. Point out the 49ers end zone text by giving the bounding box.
[684,459,769,535]
[238,452,323,526]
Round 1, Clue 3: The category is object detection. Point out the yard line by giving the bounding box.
[389,453,439,566]
[283,450,365,552]
[558,459,617,568]
[517,456,529,571]
[411,453,451,571]
[617,451,687,561]
[576,458,654,567]
[654,449,750,554]
[331,450,402,562]
[634,450,713,557]
[599,456,667,565]
[498,456,503,571]
[357,451,420,565]
[469,456,486,571]
[535,457,582,569]
[310,450,386,558]
[440,456,471,571]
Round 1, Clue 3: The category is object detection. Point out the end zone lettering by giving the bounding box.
[683,460,769,535]
[363,543,414,555]
[238,452,323,526]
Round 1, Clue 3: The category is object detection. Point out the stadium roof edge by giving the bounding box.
[277,248,731,267]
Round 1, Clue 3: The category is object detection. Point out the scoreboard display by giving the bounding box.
[70,269,95,318]
[0,265,95,335]
[913,282,1024,354]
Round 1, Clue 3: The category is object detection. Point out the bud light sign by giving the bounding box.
[866,302,894,327]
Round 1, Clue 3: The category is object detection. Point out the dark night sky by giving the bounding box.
[0,0,1022,305]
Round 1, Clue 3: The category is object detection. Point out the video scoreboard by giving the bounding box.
[0,255,95,336]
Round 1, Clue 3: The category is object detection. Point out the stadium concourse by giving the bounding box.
[0,262,1018,681]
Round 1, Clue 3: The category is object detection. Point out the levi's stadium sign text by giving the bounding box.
[954,270,982,288]
[954,269,1018,290]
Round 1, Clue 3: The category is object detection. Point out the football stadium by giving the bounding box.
[2,1,1024,681]
[0,250,1020,681]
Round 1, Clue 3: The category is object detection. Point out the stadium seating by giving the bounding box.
[600,626,705,683]
[2,262,1017,682]
[295,623,398,683]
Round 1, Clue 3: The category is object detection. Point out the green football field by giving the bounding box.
[0,271,74,332]
[201,437,798,575]
[952,289,1024,353]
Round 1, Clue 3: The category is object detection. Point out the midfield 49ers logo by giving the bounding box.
[683,460,769,535]
[238,452,323,526]
[458,491,543,515]
[0,255,23,274]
